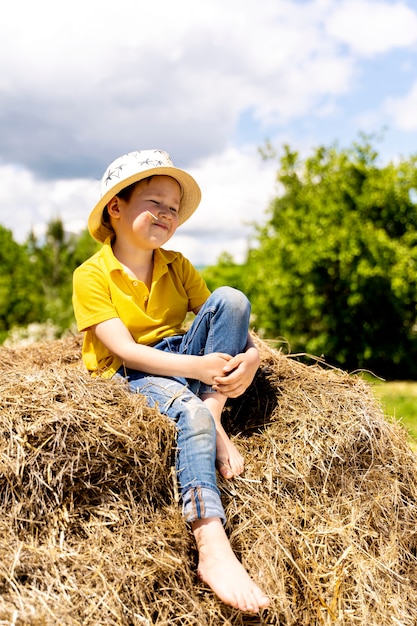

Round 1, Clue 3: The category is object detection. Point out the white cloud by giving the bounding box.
[0,0,361,176]
[0,165,97,242]
[325,0,417,57]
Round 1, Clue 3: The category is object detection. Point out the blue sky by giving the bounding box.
[1,0,417,264]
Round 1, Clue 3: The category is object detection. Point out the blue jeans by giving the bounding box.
[116,287,251,524]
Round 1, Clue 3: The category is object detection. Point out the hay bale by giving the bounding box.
[0,335,416,625]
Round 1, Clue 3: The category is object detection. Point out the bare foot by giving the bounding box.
[215,423,244,479]
[192,517,270,613]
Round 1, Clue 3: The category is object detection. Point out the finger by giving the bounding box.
[213,381,243,395]
[222,355,243,372]
[213,374,237,385]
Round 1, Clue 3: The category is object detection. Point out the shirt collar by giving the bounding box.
[101,237,178,274]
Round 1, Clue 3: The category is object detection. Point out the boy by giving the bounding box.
[73,149,270,613]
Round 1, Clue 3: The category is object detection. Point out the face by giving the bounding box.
[107,175,181,249]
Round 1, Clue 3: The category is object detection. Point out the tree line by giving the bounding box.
[0,220,98,343]
[1,136,417,379]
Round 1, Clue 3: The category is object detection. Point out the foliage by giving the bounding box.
[208,137,417,379]
[201,252,246,292]
[0,226,45,342]
[26,220,99,332]
[0,220,98,342]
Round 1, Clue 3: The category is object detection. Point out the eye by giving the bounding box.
[170,206,179,214]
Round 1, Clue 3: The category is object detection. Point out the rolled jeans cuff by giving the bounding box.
[182,484,226,525]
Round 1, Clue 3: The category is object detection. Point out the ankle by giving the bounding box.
[192,517,227,549]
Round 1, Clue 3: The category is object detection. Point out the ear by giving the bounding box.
[107,196,121,220]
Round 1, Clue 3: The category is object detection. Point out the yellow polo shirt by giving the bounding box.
[72,239,211,377]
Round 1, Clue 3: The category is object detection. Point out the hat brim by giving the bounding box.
[88,166,201,243]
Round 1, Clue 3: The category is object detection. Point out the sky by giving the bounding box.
[1,0,417,265]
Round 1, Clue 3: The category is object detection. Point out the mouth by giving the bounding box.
[146,210,169,231]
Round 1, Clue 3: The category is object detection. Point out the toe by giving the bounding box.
[216,460,234,479]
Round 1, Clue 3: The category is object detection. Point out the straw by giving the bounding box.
[146,210,160,221]
[0,334,416,625]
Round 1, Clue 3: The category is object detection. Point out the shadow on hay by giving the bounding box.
[223,366,281,436]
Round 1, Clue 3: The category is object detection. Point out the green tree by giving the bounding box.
[245,137,417,379]
[26,220,99,333]
[0,226,45,341]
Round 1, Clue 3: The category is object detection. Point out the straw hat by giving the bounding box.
[88,149,202,243]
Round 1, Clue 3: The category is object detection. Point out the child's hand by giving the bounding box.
[197,353,234,385]
[211,347,260,398]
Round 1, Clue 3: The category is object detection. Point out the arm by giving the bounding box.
[93,317,234,385]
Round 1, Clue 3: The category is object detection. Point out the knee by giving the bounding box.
[212,286,250,314]
[181,402,217,454]
[178,396,215,434]
[188,403,216,436]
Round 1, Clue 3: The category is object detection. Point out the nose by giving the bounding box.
[156,205,172,219]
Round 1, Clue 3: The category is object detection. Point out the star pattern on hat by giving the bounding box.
[138,158,163,167]
[133,149,173,168]
[102,149,174,190]
[104,164,125,186]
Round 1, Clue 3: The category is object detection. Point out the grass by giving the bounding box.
[370,380,417,446]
